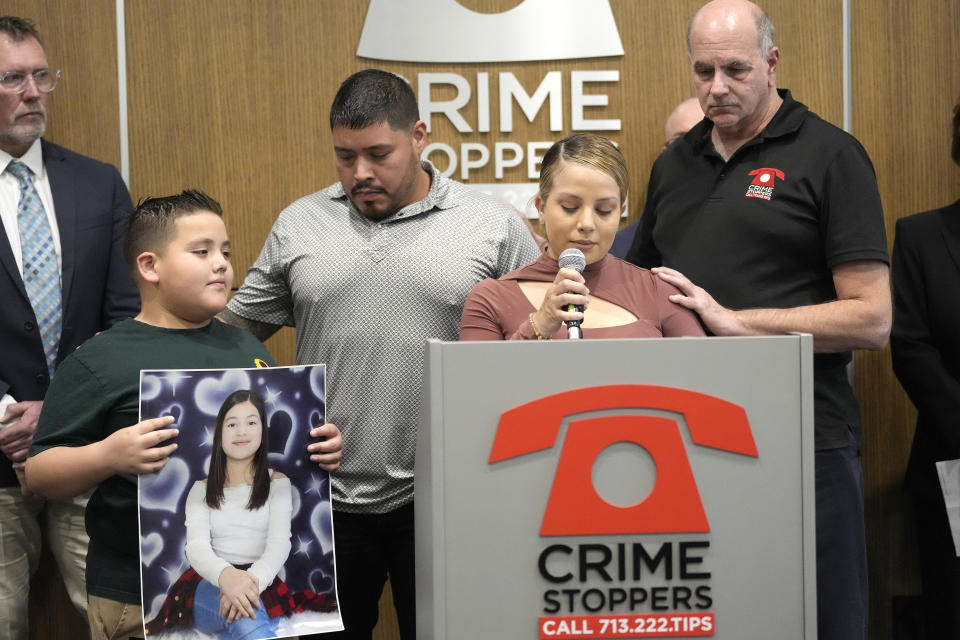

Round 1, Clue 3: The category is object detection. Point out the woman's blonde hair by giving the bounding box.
[538,133,629,204]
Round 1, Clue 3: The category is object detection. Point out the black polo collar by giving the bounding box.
[687,89,808,156]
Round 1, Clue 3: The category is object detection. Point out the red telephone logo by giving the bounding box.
[489,385,757,536]
[747,167,785,185]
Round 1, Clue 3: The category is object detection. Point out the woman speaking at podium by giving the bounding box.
[459,133,704,341]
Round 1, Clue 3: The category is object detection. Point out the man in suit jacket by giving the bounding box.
[890,101,960,639]
[0,16,138,639]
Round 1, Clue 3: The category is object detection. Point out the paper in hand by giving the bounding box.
[935,458,960,556]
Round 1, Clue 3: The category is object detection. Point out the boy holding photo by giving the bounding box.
[25,190,342,640]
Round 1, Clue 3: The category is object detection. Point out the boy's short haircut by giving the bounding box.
[329,69,419,132]
[123,189,223,277]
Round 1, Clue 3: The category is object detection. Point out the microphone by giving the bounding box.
[558,248,586,340]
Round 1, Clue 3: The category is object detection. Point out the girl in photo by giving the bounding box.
[147,389,332,639]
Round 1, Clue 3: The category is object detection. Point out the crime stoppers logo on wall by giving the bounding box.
[488,385,758,639]
[357,0,624,63]
[357,0,625,215]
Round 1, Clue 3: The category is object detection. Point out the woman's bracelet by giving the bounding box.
[528,313,548,340]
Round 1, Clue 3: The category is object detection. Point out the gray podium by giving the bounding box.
[416,336,816,640]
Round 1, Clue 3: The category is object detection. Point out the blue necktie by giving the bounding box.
[7,160,62,375]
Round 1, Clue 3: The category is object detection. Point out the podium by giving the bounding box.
[416,335,816,640]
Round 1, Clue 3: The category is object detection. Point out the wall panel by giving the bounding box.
[126,0,367,364]
[5,0,121,167]
[852,1,960,639]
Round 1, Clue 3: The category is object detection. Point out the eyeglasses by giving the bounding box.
[0,69,61,94]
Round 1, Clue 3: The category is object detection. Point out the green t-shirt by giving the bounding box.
[30,318,275,604]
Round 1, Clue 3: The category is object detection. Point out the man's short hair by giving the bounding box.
[755,11,774,55]
[329,69,419,131]
[123,189,223,277]
[0,16,43,44]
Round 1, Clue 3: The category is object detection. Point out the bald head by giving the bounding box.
[688,0,774,57]
[685,0,781,142]
[664,98,704,147]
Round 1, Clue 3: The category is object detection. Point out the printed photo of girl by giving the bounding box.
[138,366,341,639]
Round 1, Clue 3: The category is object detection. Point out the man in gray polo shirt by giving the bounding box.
[221,69,539,639]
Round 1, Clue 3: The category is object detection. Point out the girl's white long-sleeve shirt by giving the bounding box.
[184,475,293,593]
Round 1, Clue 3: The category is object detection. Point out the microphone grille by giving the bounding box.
[558,248,586,274]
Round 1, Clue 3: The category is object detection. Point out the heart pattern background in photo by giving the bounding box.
[137,365,336,626]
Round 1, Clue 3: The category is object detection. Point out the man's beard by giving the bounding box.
[1,113,46,151]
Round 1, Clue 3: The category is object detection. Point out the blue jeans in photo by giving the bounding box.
[193,578,276,640]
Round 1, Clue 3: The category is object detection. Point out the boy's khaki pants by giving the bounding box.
[88,594,143,640]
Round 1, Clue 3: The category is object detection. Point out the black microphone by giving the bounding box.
[558,248,586,340]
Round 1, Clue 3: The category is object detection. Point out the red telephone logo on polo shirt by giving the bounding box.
[488,385,757,535]
[745,167,785,200]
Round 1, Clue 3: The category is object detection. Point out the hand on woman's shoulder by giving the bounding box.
[272,470,287,479]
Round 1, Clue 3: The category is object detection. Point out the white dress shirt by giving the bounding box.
[0,138,62,276]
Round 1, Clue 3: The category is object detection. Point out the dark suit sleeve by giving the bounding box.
[100,166,139,327]
[625,167,663,269]
[890,215,960,453]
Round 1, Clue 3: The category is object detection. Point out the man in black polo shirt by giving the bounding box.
[609,97,703,259]
[626,1,891,639]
